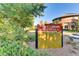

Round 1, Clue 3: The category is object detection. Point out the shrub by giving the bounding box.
[0,37,48,56]
[27,32,36,42]
[0,19,48,56]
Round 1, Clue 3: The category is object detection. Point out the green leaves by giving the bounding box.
[0,4,47,56]
[0,3,46,28]
[0,38,47,56]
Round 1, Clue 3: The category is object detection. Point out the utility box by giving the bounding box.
[36,24,63,48]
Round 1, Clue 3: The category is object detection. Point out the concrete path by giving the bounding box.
[63,31,79,36]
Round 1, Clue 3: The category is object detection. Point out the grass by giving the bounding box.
[64,29,79,33]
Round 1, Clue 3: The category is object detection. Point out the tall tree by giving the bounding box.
[0,3,46,28]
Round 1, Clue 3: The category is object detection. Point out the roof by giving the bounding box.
[52,13,79,21]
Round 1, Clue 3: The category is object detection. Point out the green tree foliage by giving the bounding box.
[0,3,46,28]
[76,21,79,30]
[0,4,47,56]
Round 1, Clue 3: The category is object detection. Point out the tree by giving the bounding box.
[75,20,79,30]
[0,4,47,56]
[0,3,46,28]
[44,21,48,24]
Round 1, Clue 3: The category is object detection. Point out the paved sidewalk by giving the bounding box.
[63,31,79,36]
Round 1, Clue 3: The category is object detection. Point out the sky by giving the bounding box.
[34,3,79,25]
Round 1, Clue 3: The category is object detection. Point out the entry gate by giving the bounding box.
[36,24,63,48]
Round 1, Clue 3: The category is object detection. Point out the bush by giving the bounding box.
[0,35,48,56]
[27,32,36,42]
[0,19,48,56]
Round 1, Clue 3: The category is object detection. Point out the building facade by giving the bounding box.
[52,13,79,30]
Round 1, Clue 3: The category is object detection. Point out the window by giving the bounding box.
[64,25,68,29]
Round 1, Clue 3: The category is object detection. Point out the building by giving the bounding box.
[52,13,79,30]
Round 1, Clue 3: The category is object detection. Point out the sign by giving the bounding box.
[36,24,63,48]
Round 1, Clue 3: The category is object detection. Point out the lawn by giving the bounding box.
[64,30,79,33]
